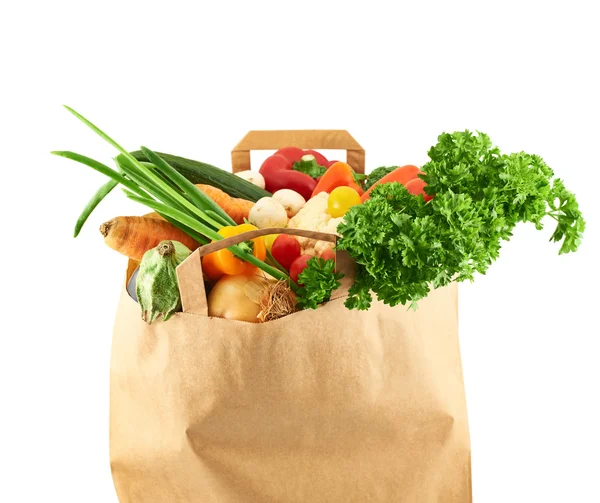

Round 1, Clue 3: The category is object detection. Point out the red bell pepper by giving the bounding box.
[259,153,318,200]
[311,162,363,198]
[273,147,330,169]
[265,170,316,200]
[274,147,305,164]
[259,154,292,178]
[304,149,329,167]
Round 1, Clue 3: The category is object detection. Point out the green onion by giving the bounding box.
[155,213,209,245]
[114,154,224,230]
[123,190,222,241]
[50,151,146,197]
[62,106,223,229]
[113,156,191,217]
[137,160,182,193]
[141,147,235,226]
[59,105,293,288]
[266,250,289,274]
[73,179,118,237]
[204,210,232,228]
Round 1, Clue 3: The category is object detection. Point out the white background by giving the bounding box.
[2,1,599,502]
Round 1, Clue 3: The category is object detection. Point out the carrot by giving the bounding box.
[100,216,199,261]
[195,184,254,225]
[360,165,422,202]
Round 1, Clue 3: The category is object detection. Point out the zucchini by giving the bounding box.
[130,150,271,202]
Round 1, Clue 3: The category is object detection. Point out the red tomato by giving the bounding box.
[304,149,329,167]
[405,177,434,202]
[259,154,292,178]
[271,235,301,270]
[274,147,305,164]
[319,249,336,263]
[290,254,313,284]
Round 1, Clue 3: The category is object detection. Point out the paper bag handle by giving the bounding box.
[231,130,365,174]
[175,227,355,317]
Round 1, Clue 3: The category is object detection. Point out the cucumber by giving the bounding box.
[130,150,271,202]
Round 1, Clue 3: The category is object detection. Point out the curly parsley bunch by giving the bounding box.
[336,131,585,310]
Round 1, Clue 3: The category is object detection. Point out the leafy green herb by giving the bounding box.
[296,258,344,310]
[337,131,585,310]
[547,178,585,254]
[293,156,326,179]
[364,166,397,190]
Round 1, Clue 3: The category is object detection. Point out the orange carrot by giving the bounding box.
[361,165,422,202]
[195,184,254,224]
[100,216,199,261]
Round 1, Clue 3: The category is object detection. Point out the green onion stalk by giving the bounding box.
[52,106,297,292]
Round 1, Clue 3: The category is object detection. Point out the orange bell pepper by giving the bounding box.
[311,162,364,198]
[202,224,266,281]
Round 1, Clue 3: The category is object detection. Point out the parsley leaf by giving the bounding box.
[364,166,397,190]
[336,130,585,310]
[296,257,344,310]
[547,178,585,254]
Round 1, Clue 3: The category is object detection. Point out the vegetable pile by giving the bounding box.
[55,107,585,324]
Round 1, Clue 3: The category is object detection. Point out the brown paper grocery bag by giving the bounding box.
[109,131,471,502]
